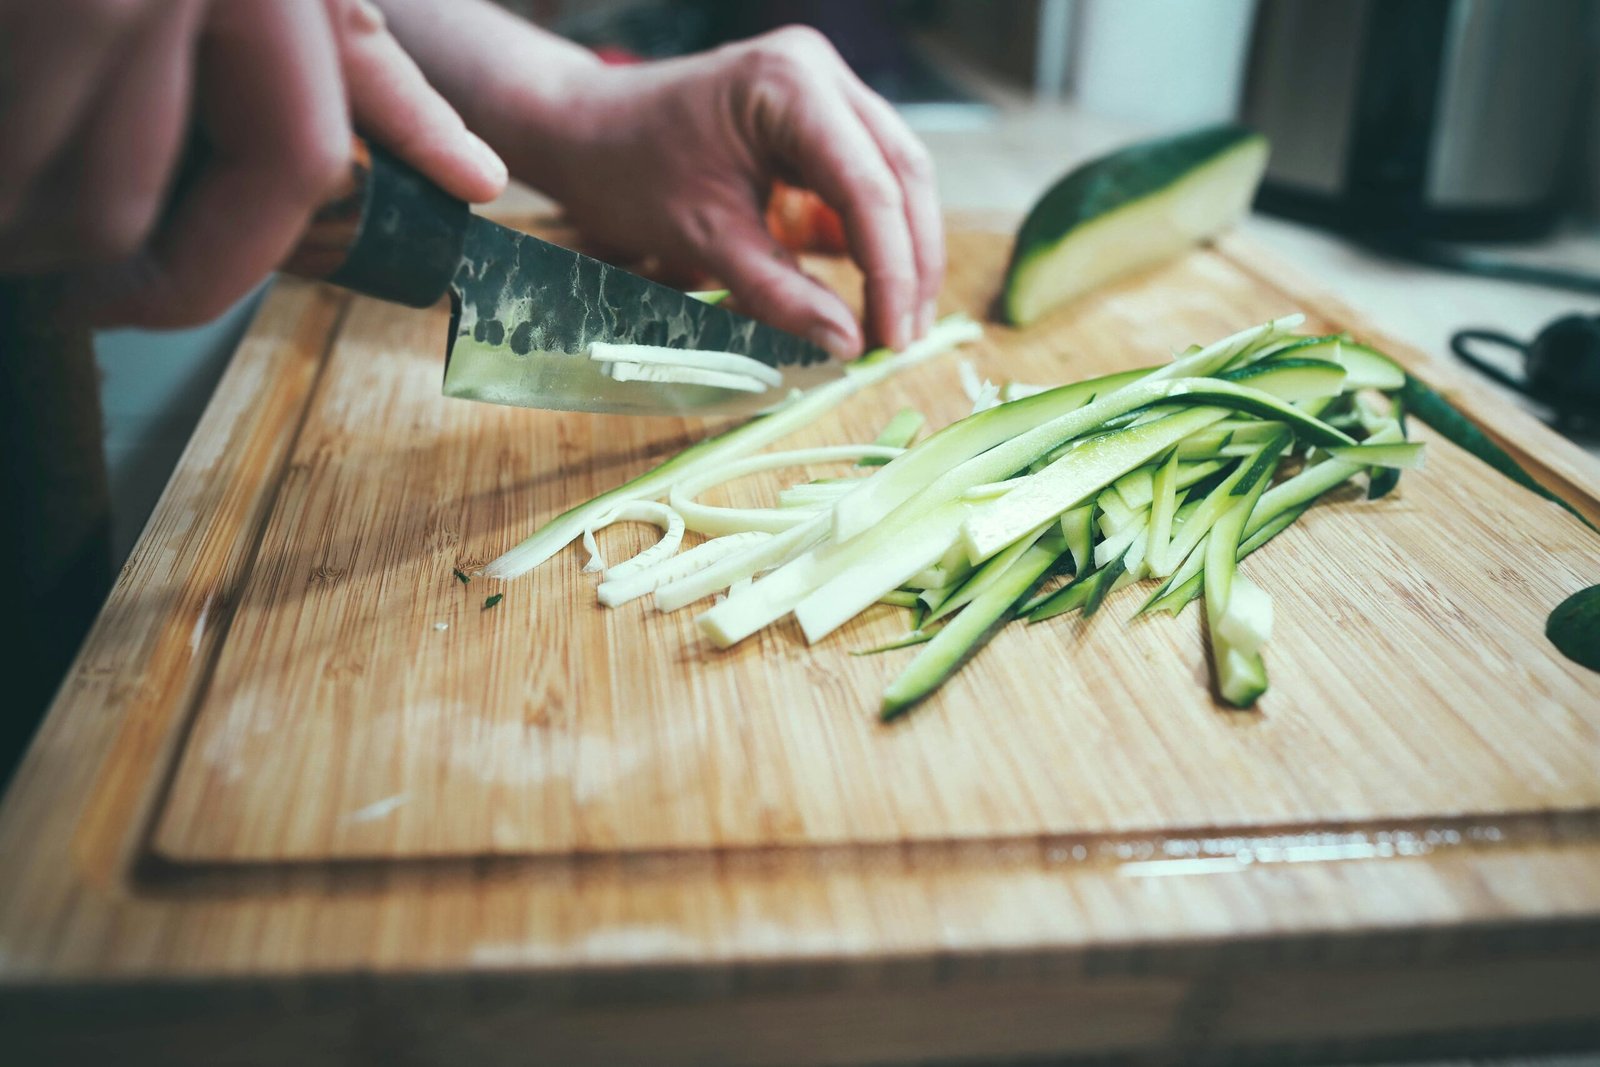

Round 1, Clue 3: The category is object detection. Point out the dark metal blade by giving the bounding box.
[441,216,836,415]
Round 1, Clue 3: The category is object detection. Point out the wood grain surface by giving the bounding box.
[2,219,1599,1066]
[148,227,1600,864]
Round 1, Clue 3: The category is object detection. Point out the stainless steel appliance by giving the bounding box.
[1241,0,1592,240]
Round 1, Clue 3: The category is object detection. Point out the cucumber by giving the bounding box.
[1003,124,1269,325]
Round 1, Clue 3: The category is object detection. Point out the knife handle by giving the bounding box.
[282,136,469,308]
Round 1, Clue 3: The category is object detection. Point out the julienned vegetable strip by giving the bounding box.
[588,340,785,388]
[491,313,1419,719]
[481,314,983,579]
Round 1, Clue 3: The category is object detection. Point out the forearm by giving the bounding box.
[372,0,602,189]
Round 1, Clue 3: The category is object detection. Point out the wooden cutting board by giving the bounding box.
[3,218,1599,1066]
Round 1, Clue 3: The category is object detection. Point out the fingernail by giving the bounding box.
[466,131,508,189]
[897,312,913,349]
[920,299,937,335]
[810,322,857,360]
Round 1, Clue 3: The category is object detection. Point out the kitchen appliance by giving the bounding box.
[1241,0,1592,241]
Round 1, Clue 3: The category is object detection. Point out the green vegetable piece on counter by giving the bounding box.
[1398,375,1597,533]
[1547,586,1600,674]
[482,593,504,610]
[453,568,471,585]
[1003,124,1268,326]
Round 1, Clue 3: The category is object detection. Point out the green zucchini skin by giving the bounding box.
[1003,124,1268,326]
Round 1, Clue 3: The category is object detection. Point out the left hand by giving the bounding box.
[501,26,944,359]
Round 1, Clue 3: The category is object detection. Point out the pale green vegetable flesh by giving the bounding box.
[882,534,1066,720]
[483,314,981,579]
[1004,124,1269,325]
[498,311,1419,719]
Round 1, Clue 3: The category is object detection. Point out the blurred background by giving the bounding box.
[94,0,1600,569]
[7,0,1595,777]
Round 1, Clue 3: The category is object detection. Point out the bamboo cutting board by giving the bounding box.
[147,226,1600,865]
[3,218,1600,1066]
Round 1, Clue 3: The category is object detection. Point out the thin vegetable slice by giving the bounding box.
[588,341,786,389]
[669,445,903,536]
[484,313,981,579]
[881,535,1066,720]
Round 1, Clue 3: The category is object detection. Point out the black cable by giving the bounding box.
[1448,329,1533,396]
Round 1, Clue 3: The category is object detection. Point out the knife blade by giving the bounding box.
[284,137,838,416]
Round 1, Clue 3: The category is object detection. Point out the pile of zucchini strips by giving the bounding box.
[485,313,1421,720]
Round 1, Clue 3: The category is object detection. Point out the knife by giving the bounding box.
[283,137,837,416]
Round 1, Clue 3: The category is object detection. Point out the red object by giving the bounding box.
[592,45,644,65]
[766,181,849,254]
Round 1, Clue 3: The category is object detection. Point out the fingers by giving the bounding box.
[80,0,353,327]
[840,80,945,337]
[64,1,203,262]
[0,0,189,270]
[681,197,862,359]
[781,88,918,351]
[327,0,507,204]
[733,27,929,351]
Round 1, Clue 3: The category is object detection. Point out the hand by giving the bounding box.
[504,27,944,358]
[0,0,508,328]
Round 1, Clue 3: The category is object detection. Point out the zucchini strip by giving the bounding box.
[653,515,828,612]
[605,361,769,393]
[484,313,981,579]
[1204,457,1278,707]
[858,408,926,466]
[580,502,684,578]
[597,532,769,607]
[881,537,1067,720]
[1142,502,1313,617]
[588,340,785,388]
[668,445,903,536]
[1145,449,1181,577]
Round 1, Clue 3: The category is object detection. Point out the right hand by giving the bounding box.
[0,0,508,328]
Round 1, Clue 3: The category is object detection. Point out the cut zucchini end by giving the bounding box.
[1217,647,1269,708]
[1003,126,1268,327]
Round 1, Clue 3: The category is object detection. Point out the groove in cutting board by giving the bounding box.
[148,228,1600,864]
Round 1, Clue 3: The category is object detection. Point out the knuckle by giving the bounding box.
[282,132,351,204]
[741,25,835,83]
[667,202,721,255]
[895,143,935,183]
[879,269,918,298]
[75,196,157,262]
[336,0,387,35]
[853,172,903,215]
[768,24,833,55]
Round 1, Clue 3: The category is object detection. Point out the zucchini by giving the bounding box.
[1003,124,1269,325]
[858,408,926,466]
[485,314,982,579]
[881,536,1067,720]
[1204,450,1280,707]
